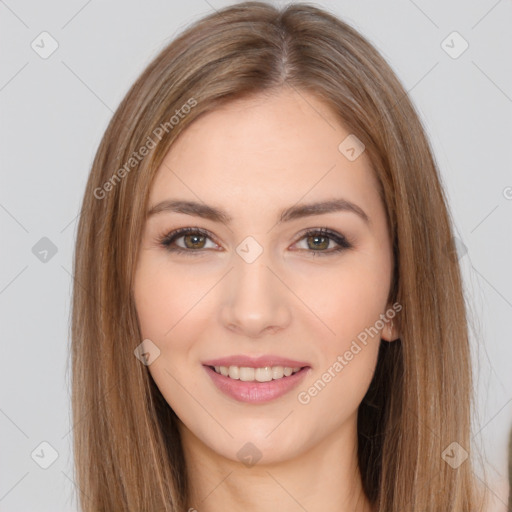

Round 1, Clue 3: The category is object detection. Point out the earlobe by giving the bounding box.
[382,318,399,342]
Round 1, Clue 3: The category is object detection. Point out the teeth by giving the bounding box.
[239,367,255,381]
[255,367,272,382]
[212,365,302,382]
[228,365,239,379]
[272,366,284,379]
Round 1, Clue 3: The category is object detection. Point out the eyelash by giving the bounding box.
[157,227,352,257]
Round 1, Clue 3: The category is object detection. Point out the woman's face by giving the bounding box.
[133,87,396,465]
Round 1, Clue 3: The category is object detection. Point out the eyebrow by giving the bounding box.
[147,198,370,225]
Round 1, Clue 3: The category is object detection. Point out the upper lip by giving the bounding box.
[202,354,311,369]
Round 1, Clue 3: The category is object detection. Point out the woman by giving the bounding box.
[71,2,487,510]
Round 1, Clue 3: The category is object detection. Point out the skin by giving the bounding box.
[133,86,398,512]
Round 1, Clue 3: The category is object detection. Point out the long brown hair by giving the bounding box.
[70,2,486,510]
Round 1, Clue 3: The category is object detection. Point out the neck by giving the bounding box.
[179,415,374,512]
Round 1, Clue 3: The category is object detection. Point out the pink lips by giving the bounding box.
[202,354,311,404]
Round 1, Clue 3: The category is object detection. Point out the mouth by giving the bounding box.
[202,360,311,403]
[207,364,304,382]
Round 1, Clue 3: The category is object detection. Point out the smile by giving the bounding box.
[210,365,303,382]
[203,364,311,403]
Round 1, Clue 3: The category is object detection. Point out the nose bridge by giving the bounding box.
[233,232,276,290]
[233,245,282,306]
[235,249,275,294]
[219,245,291,336]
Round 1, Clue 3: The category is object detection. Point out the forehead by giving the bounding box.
[149,88,381,216]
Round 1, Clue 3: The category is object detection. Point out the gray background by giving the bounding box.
[0,1,511,510]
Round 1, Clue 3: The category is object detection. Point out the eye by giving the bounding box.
[157,227,352,257]
[292,228,352,257]
[158,227,219,256]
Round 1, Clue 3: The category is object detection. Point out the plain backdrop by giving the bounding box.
[0,1,511,510]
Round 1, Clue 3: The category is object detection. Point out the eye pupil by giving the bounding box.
[185,234,206,249]
[308,235,329,250]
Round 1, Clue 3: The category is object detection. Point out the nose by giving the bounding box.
[218,253,292,338]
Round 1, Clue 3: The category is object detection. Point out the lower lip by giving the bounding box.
[203,365,310,403]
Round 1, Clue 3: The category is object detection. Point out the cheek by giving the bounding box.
[295,260,388,412]
[133,259,207,405]
[306,257,391,349]
[133,255,207,342]
[297,343,380,427]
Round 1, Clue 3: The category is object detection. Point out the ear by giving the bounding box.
[381,313,399,342]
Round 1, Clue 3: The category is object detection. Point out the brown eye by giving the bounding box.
[305,234,330,251]
[159,227,218,256]
[294,228,352,256]
[182,233,207,249]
